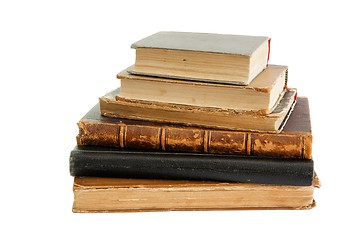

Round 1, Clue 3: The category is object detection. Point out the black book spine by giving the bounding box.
[69,147,314,186]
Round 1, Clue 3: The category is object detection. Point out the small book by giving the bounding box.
[118,65,288,114]
[130,31,270,85]
[69,146,314,186]
[72,176,320,212]
[99,88,297,132]
[78,96,312,158]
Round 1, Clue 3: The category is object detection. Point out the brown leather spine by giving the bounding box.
[165,128,205,152]
[77,122,311,158]
[77,97,312,159]
[77,122,119,148]
[249,133,312,158]
[124,125,162,150]
[208,131,247,154]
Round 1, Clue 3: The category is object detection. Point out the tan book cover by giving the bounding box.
[72,175,320,213]
[119,65,288,114]
[99,88,296,133]
[131,31,270,85]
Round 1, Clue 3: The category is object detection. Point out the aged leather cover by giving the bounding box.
[78,96,312,158]
[69,146,314,186]
[72,176,319,213]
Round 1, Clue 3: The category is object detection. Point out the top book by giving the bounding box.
[130,31,270,85]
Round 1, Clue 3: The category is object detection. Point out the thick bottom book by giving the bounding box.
[72,176,320,213]
[69,146,314,186]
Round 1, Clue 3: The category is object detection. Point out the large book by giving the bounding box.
[130,31,270,85]
[72,176,320,212]
[118,65,287,114]
[99,88,296,132]
[78,96,312,158]
[69,146,314,186]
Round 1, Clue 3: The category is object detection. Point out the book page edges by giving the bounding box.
[107,89,296,117]
[72,176,318,212]
[99,89,296,132]
[127,69,250,86]
[121,64,287,91]
[72,202,316,213]
[276,98,296,133]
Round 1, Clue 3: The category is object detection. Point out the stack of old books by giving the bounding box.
[70,31,320,212]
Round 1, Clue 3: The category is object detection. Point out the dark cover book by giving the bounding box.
[69,146,314,186]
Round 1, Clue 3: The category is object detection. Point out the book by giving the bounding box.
[99,88,297,132]
[130,31,270,85]
[78,96,312,158]
[69,146,314,186]
[72,176,320,212]
[118,65,288,114]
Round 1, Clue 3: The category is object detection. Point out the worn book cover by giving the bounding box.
[118,65,288,114]
[99,88,296,132]
[78,96,312,158]
[72,175,320,213]
[69,146,314,186]
[131,31,269,56]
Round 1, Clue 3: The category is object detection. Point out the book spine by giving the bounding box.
[77,121,312,159]
[267,38,271,66]
[69,147,314,186]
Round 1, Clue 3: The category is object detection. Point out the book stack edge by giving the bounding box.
[70,31,320,212]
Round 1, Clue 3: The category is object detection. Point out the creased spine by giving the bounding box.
[77,121,311,158]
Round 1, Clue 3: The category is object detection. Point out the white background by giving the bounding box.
[1,0,359,239]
